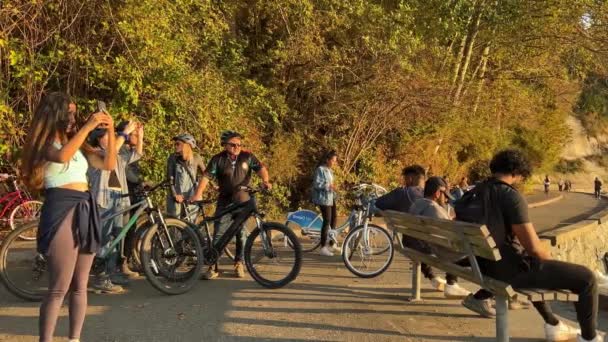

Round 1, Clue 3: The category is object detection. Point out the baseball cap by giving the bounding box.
[424,176,455,201]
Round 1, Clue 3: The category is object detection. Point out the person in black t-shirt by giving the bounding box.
[466,150,600,342]
[191,130,271,280]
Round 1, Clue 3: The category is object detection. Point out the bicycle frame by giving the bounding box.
[194,196,270,262]
[97,198,149,259]
[0,179,33,219]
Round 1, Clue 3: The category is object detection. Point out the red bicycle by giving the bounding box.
[0,174,42,241]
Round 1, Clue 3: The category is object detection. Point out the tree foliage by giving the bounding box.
[2,0,607,214]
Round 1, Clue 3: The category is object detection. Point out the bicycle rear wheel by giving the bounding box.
[10,200,43,241]
[244,222,302,289]
[140,218,203,295]
[342,224,394,278]
[0,221,46,301]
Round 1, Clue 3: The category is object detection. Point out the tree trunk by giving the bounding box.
[472,44,491,116]
[452,1,483,105]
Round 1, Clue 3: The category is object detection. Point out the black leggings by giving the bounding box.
[319,202,337,247]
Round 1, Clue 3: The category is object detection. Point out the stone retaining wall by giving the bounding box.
[540,211,608,271]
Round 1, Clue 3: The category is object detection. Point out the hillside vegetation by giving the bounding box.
[2,0,608,213]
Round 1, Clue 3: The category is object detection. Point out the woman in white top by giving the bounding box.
[21,92,116,342]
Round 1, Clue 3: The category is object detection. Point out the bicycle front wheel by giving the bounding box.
[244,222,302,289]
[140,218,203,295]
[285,221,321,252]
[342,224,394,278]
[10,200,43,240]
[0,221,46,301]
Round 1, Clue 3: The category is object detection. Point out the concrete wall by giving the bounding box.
[540,209,608,272]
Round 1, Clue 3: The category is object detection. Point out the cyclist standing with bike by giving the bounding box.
[166,133,206,220]
[312,150,340,257]
[190,130,272,279]
[87,120,142,292]
[20,92,117,342]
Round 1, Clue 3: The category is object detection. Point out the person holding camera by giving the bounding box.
[21,92,116,342]
[87,119,143,292]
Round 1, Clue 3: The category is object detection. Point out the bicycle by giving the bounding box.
[285,183,388,252]
[182,186,302,288]
[341,187,396,278]
[0,180,204,301]
[177,201,243,262]
[0,174,43,241]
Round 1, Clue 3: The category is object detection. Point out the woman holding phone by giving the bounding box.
[21,92,117,342]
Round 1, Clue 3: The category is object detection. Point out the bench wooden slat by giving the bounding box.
[396,228,501,261]
[402,248,516,299]
[553,290,578,302]
[391,221,496,249]
[384,210,491,237]
[514,289,543,302]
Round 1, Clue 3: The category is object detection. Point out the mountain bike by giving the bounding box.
[182,186,302,288]
[285,183,388,252]
[177,201,245,262]
[0,180,204,301]
[0,174,42,241]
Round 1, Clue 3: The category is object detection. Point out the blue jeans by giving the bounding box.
[99,189,124,275]
[212,205,247,263]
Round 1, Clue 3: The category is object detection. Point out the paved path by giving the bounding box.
[528,192,608,233]
[0,252,606,341]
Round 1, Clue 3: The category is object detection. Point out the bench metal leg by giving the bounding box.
[410,261,421,301]
[495,295,509,342]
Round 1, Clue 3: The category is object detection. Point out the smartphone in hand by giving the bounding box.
[96,101,108,128]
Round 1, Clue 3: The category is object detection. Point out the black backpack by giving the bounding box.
[453,178,509,248]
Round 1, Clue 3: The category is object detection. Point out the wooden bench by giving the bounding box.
[382,209,578,342]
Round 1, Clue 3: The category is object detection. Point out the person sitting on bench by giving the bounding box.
[408,176,471,299]
[467,149,601,342]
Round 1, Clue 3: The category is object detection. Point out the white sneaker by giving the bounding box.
[319,246,334,256]
[430,277,446,292]
[444,283,471,299]
[545,321,581,341]
[577,332,606,342]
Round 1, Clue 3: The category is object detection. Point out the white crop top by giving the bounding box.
[44,142,89,188]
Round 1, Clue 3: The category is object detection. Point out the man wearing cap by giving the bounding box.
[408,176,471,299]
[190,130,272,279]
[166,133,206,219]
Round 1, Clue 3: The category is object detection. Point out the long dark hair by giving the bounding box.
[318,150,337,167]
[20,92,74,190]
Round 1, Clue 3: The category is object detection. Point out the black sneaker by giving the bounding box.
[110,273,130,286]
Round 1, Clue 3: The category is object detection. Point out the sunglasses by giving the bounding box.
[226,142,242,148]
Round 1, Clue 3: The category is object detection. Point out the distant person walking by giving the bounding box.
[594,177,602,199]
[565,179,572,192]
[544,175,550,195]
[558,179,564,192]
[21,92,116,342]
[311,150,340,257]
